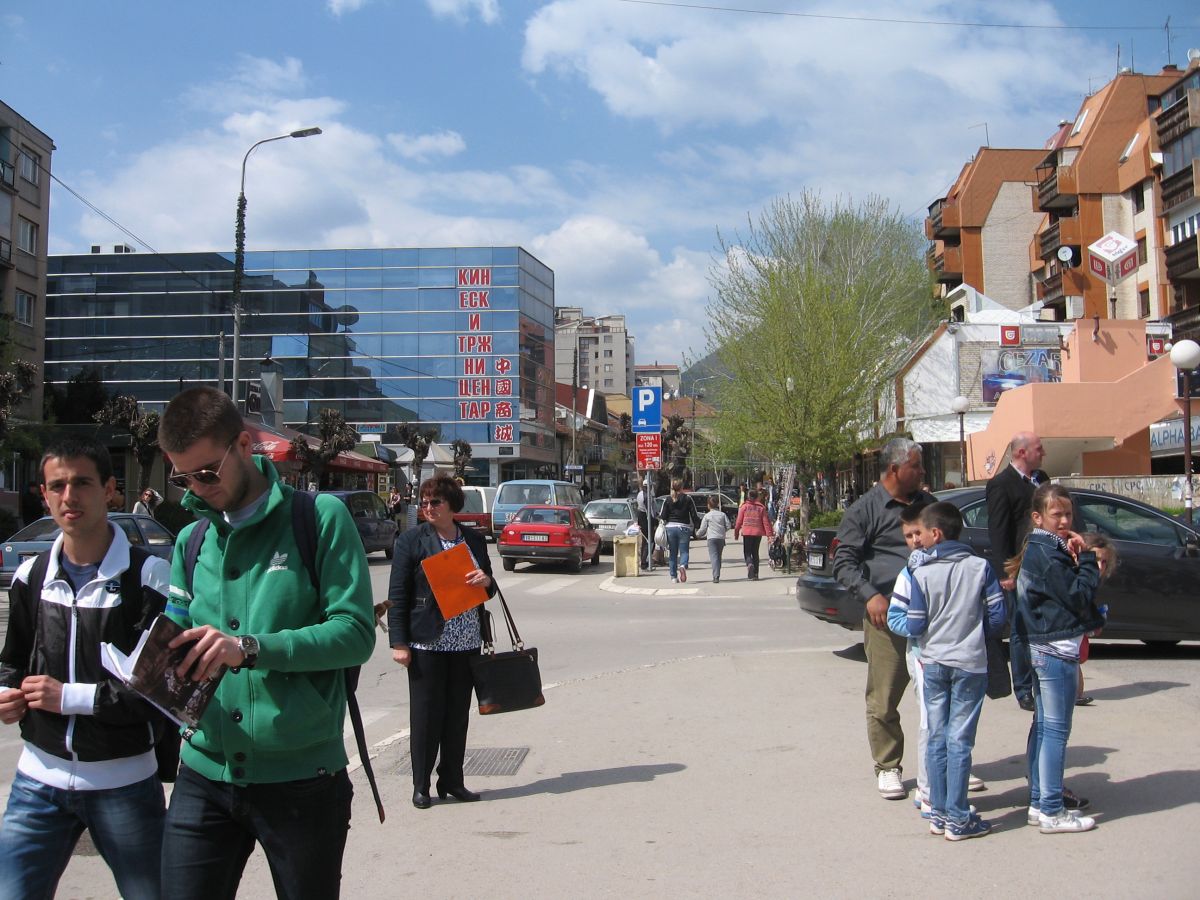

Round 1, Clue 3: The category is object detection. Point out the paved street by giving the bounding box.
[9,541,1200,898]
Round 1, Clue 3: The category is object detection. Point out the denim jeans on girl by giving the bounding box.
[1027,648,1078,817]
[666,526,691,579]
[0,771,164,900]
[706,538,725,581]
[922,662,987,826]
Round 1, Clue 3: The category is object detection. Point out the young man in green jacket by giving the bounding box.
[157,387,375,900]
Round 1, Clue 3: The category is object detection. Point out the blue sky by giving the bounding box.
[5,0,1199,365]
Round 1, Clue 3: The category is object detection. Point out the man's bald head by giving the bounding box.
[1010,431,1045,475]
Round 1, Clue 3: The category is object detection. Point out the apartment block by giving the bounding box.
[1031,67,1182,321]
[1,101,54,422]
[1158,54,1200,339]
[926,148,1047,311]
[553,307,636,396]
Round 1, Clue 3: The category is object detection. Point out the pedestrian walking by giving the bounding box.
[733,489,773,580]
[131,488,161,518]
[387,475,496,810]
[696,494,731,583]
[156,387,376,898]
[661,480,700,582]
[0,437,171,900]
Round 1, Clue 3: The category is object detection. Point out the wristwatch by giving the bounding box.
[237,635,260,669]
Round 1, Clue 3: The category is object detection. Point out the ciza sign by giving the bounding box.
[999,325,1021,347]
[1087,232,1138,285]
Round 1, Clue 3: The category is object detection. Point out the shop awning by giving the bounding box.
[244,421,389,474]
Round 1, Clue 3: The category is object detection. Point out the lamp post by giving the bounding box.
[1170,339,1200,523]
[951,395,970,487]
[230,126,322,408]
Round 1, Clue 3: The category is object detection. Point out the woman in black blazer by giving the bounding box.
[387,475,496,809]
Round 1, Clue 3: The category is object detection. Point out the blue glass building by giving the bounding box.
[46,246,558,481]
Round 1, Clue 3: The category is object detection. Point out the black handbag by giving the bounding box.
[985,636,1013,700]
[470,585,545,715]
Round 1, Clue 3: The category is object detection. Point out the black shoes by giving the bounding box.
[1017,693,1036,712]
[1062,788,1090,810]
[437,782,481,802]
[412,788,432,809]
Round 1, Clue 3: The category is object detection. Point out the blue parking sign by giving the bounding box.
[632,386,662,433]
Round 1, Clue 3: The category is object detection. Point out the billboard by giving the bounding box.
[980,346,1062,404]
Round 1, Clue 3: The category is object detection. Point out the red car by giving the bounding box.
[498,505,601,572]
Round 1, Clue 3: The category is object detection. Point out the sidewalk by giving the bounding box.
[56,571,1200,898]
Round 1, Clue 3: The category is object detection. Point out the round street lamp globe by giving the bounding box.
[1170,339,1200,371]
[950,395,970,414]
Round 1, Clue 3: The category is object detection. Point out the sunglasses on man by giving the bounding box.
[168,442,236,489]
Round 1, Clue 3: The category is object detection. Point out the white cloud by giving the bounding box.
[327,0,370,15]
[426,0,500,24]
[184,55,309,113]
[387,129,467,161]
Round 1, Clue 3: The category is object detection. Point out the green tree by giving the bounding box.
[707,191,939,532]
[94,395,161,493]
[289,408,358,490]
[450,438,472,480]
[46,368,110,424]
[0,360,37,453]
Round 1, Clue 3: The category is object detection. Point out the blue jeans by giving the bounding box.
[0,771,164,900]
[923,662,987,826]
[666,526,691,578]
[162,764,353,900]
[707,538,725,580]
[1027,649,1077,816]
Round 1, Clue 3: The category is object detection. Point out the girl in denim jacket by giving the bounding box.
[1005,484,1103,834]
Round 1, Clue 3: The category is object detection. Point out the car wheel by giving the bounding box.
[570,551,583,573]
[590,544,600,566]
[384,543,394,560]
[502,557,516,572]
[1141,639,1180,648]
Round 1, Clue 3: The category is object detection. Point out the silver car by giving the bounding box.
[582,498,638,552]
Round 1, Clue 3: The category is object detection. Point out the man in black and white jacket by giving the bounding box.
[0,437,171,900]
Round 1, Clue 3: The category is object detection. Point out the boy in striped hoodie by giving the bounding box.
[888,501,1006,841]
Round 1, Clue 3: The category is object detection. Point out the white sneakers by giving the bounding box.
[1038,809,1097,833]
[877,768,905,799]
[968,773,987,792]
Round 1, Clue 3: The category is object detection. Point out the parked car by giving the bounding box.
[454,485,498,540]
[582,498,638,551]
[492,480,586,534]
[321,490,398,558]
[497,505,602,572]
[795,487,1200,645]
[2,514,177,590]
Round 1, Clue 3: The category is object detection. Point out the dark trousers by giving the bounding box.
[408,647,477,791]
[637,512,650,567]
[1006,590,1034,702]
[743,535,763,578]
[161,764,353,900]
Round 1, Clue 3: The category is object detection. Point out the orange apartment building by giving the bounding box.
[927,148,1047,311]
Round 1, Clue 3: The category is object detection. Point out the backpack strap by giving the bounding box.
[182,519,211,596]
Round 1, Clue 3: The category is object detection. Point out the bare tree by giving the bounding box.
[450,438,472,480]
[0,360,36,451]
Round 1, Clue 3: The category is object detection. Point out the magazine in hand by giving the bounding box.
[101,614,226,728]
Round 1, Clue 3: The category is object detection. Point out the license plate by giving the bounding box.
[807,552,825,569]
[523,534,549,542]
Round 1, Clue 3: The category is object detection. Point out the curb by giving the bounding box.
[599,575,701,596]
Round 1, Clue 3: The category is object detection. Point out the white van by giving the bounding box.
[453,486,498,539]
[492,480,585,533]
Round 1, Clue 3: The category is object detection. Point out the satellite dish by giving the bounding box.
[1188,48,1200,62]
[1057,246,1074,264]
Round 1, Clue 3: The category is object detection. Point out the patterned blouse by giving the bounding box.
[410,528,482,652]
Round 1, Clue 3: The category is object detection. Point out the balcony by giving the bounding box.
[1166,234,1200,283]
[1157,89,1200,147]
[1038,215,1083,260]
[1165,300,1200,343]
[1034,164,1079,212]
[1037,270,1064,303]
[0,237,11,268]
[0,159,14,191]
[1161,159,1200,214]
[932,244,963,284]
[925,197,961,240]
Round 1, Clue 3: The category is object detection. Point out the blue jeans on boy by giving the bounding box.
[923,662,987,826]
[0,771,164,900]
[1027,648,1077,817]
[666,526,691,579]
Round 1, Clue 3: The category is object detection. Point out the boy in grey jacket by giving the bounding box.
[888,502,1005,841]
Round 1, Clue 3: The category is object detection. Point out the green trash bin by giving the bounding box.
[613,534,641,577]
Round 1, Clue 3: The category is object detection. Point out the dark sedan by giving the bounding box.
[320,490,397,558]
[796,487,1200,645]
[2,514,177,590]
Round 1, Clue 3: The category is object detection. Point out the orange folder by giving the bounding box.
[420,542,488,620]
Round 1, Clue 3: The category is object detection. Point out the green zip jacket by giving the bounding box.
[166,457,376,784]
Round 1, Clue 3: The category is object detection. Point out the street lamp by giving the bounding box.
[1170,339,1200,523]
[951,395,970,486]
[230,126,322,408]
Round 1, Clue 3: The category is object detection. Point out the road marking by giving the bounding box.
[526,576,578,595]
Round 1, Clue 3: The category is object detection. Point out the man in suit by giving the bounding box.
[985,431,1047,711]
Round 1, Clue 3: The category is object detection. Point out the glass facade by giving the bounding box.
[46,247,558,464]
